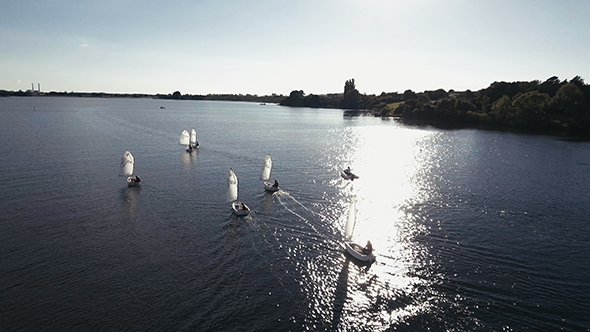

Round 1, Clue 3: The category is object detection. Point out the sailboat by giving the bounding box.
[228,169,250,216]
[341,166,359,180]
[179,129,193,152]
[344,200,375,262]
[261,154,279,192]
[190,128,199,150]
[119,150,141,187]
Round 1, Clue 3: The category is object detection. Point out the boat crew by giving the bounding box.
[344,166,352,175]
[362,241,373,255]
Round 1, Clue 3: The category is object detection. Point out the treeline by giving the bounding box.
[157,91,286,103]
[0,89,286,104]
[386,76,590,137]
[280,76,590,138]
[5,76,590,137]
[279,79,360,109]
[0,90,155,98]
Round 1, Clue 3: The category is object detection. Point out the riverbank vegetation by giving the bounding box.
[0,89,286,104]
[280,76,590,138]
[3,75,589,137]
[157,91,286,104]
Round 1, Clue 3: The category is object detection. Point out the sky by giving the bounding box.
[1,0,589,96]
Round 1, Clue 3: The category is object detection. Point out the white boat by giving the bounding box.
[261,154,279,192]
[344,200,375,262]
[190,128,199,149]
[232,201,250,216]
[228,169,250,216]
[179,129,193,152]
[119,150,141,187]
[341,167,359,180]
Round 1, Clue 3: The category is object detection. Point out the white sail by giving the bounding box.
[190,129,197,145]
[345,200,357,240]
[261,154,272,181]
[227,169,239,202]
[179,130,190,146]
[119,150,134,177]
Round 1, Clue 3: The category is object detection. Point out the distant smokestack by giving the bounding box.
[32,83,34,91]
[38,83,40,92]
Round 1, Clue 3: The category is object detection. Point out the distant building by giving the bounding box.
[25,83,42,95]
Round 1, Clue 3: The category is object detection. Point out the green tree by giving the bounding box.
[308,94,321,108]
[436,98,458,118]
[403,89,417,100]
[343,79,360,109]
[456,99,477,112]
[512,91,550,123]
[417,94,431,105]
[570,76,590,105]
[425,89,448,100]
[538,76,562,97]
[279,90,306,107]
[554,83,587,117]
[481,81,522,104]
[491,95,513,122]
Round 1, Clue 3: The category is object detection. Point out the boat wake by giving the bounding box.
[274,190,328,236]
[270,190,361,330]
[276,191,311,217]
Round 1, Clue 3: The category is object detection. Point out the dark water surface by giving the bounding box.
[1,97,589,331]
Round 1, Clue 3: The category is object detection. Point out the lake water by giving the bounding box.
[1,96,589,331]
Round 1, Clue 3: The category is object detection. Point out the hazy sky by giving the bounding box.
[1,0,589,95]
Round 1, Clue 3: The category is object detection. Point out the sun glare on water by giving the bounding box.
[330,123,440,328]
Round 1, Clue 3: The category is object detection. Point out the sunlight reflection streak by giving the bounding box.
[332,123,440,328]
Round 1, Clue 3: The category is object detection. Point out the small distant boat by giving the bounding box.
[344,200,375,262]
[228,169,250,216]
[190,128,199,150]
[341,167,359,180]
[179,129,193,152]
[119,150,141,187]
[160,106,166,109]
[261,154,279,192]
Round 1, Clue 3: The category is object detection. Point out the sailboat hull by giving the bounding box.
[341,170,359,180]
[127,176,140,187]
[345,241,375,262]
[264,181,279,192]
[232,201,250,216]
